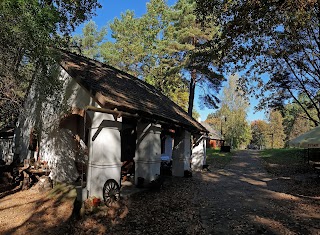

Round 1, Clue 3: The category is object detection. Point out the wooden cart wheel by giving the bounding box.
[103,179,120,206]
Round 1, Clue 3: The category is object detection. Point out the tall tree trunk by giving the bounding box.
[188,69,196,117]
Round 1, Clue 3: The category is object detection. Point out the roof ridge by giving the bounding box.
[59,49,207,133]
[59,49,197,115]
[59,48,163,94]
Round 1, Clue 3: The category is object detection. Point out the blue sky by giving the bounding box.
[75,0,266,122]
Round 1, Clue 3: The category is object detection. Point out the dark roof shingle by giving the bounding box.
[59,50,207,133]
[201,122,223,140]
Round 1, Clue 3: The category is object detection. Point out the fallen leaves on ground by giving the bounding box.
[72,176,205,235]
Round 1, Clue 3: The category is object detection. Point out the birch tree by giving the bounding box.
[207,75,251,149]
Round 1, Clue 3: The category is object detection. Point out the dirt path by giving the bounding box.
[0,150,319,234]
[197,150,320,234]
[0,185,76,235]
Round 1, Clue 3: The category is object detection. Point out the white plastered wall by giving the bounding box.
[191,136,207,171]
[86,111,122,199]
[172,129,191,177]
[135,123,161,185]
[16,67,92,183]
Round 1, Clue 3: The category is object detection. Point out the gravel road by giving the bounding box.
[196,150,320,235]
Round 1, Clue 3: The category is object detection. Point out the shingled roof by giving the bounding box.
[201,122,223,140]
[59,50,207,133]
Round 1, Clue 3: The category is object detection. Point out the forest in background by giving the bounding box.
[1,0,319,149]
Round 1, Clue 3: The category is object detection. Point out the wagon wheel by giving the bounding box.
[103,179,120,206]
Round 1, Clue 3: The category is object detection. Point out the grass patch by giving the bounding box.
[259,148,311,175]
[206,148,233,169]
[260,148,304,165]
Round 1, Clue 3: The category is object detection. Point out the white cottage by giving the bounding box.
[15,50,208,202]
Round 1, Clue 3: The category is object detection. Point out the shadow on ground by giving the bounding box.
[197,150,320,235]
[0,184,77,235]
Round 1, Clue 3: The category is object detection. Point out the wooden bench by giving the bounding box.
[304,149,320,176]
[313,163,320,176]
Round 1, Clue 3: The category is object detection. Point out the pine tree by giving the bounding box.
[72,21,107,59]
[168,0,224,116]
[100,0,224,118]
